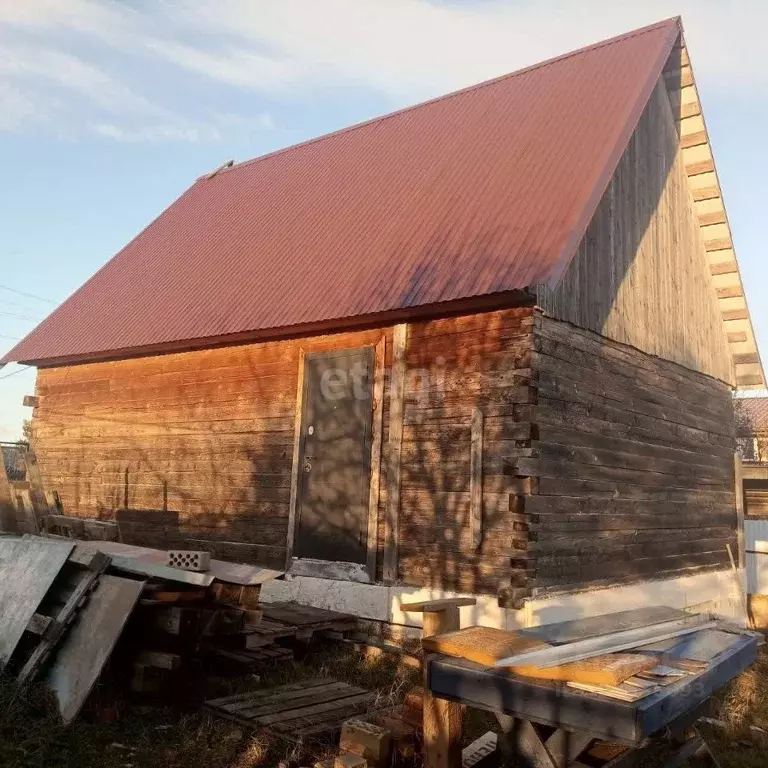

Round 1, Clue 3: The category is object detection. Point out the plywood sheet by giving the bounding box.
[520,607,690,645]
[0,539,74,669]
[423,626,549,666]
[512,653,658,686]
[46,574,144,723]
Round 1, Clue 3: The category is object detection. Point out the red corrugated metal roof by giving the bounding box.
[3,19,680,366]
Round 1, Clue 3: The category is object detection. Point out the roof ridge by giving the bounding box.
[199,17,681,182]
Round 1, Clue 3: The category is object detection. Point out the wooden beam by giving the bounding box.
[681,131,707,150]
[727,332,748,343]
[0,446,16,532]
[692,186,720,202]
[734,353,760,366]
[686,160,715,176]
[698,210,727,227]
[22,395,38,408]
[285,349,307,569]
[470,408,483,550]
[723,308,749,321]
[680,101,702,119]
[422,604,464,768]
[383,323,407,585]
[709,261,738,276]
[403,598,477,613]
[705,238,733,253]
[735,455,745,571]
[23,449,52,523]
[737,374,764,387]
[366,335,386,580]
[716,286,743,300]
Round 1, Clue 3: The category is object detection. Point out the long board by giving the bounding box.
[46,574,145,723]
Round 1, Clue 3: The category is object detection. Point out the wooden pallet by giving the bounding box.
[204,644,295,671]
[204,678,376,740]
[260,602,357,633]
[8,545,110,683]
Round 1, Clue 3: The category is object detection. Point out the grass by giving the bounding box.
[0,643,421,768]
[5,641,768,767]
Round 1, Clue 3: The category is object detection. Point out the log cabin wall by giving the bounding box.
[31,306,536,595]
[391,307,535,595]
[32,327,393,570]
[535,78,734,386]
[520,313,737,596]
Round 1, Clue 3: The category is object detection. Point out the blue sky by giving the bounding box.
[0,0,767,439]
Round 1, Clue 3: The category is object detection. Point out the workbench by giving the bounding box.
[425,630,757,767]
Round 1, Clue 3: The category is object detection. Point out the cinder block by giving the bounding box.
[339,719,391,767]
[166,550,211,572]
[334,754,367,768]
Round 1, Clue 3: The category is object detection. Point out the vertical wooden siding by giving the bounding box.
[520,314,736,595]
[536,78,733,385]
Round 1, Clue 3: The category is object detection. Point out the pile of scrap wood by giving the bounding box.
[424,606,762,702]
[0,535,357,723]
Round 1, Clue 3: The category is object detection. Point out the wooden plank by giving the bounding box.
[470,408,483,550]
[686,160,715,176]
[23,449,54,521]
[0,539,75,669]
[423,604,463,768]
[423,626,548,666]
[403,598,477,613]
[692,186,719,202]
[366,334,386,579]
[494,616,715,668]
[735,454,745,570]
[709,261,737,276]
[519,607,691,644]
[636,629,738,663]
[285,348,306,569]
[46,575,144,723]
[0,447,17,532]
[384,323,407,584]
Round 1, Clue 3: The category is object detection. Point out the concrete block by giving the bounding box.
[167,550,211,572]
[339,719,391,767]
[334,754,367,768]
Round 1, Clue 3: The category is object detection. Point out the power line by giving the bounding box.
[0,365,33,381]
[0,284,56,304]
[0,310,41,322]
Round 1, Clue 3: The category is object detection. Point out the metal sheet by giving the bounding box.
[746,518,768,593]
[0,539,74,669]
[46,574,144,723]
[2,20,680,366]
[91,540,283,585]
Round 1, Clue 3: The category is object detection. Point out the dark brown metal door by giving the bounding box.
[295,347,374,564]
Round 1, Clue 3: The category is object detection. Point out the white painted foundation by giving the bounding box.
[261,568,747,633]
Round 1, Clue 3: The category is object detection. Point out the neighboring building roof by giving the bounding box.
[2,17,761,388]
[737,397,768,435]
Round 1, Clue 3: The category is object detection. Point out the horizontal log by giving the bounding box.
[686,160,715,176]
[532,440,731,483]
[710,261,738,276]
[514,457,730,492]
[706,238,734,253]
[722,308,749,321]
[734,353,760,365]
[691,185,719,202]
[536,476,733,503]
[681,130,707,149]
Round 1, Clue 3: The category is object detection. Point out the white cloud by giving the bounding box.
[0,0,765,139]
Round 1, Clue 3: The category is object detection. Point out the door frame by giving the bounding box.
[284,335,386,582]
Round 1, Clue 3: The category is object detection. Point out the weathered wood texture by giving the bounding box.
[33,327,393,571]
[525,314,736,595]
[535,79,733,386]
[32,307,535,593]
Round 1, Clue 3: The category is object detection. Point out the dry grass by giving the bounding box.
[0,642,421,768]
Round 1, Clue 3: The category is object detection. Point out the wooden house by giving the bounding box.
[2,18,763,628]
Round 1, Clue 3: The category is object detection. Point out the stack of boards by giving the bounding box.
[422,607,750,703]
